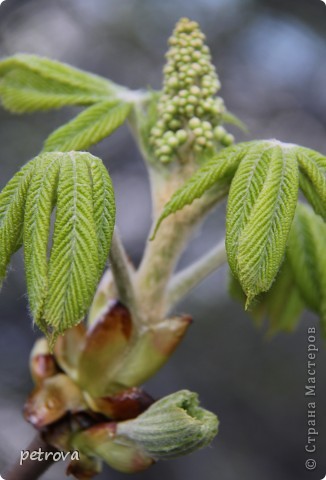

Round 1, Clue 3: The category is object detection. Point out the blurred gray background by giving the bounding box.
[0,0,326,479]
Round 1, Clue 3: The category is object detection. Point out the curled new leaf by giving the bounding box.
[0,54,117,113]
[116,390,219,460]
[226,143,299,303]
[43,100,131,153]
[73,390,218,473]
[287,203,326,334]
[0,151,115,343]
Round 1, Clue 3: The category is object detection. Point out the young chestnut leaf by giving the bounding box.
[153,140,326,304]
[0,54,118,113]
[73,390,218,473]
[287,203,326,334]
[226,143,299,304]
[296,148,326,220]
[0,151,116,344]
[43,100,131,152]
[0,159,37,285]
[230,257,305,335]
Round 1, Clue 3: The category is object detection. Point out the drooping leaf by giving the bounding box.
[0,151,117,343]
[43,153,103,339]
[0,54,118,113]
[261,258,304,334]
[85,154,116,272]
[0,159,36,285]
[24,154,62,331]
[152,143,250,238]
[43,100,131,152]
[226,143,299,303]
[296,147,326,220]
[229,258,304,334]
[299,171,326,220]
[287,203,326,334]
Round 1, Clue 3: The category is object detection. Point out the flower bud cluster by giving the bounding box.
[150,18,234,164]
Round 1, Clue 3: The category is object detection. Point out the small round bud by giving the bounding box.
[214,126,226,141]
[188,117,201,129]
[176,129,188,143]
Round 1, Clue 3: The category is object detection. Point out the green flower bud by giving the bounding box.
[214,126,227,141]
[167,136,179,148]
[188,117,201,129]
[149,17,233,164]
[176,129,188,143]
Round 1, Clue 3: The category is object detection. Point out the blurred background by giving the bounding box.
[0,0,326,479]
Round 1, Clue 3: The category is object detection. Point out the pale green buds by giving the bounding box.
[73,390,218,473]
[150,17,233,164]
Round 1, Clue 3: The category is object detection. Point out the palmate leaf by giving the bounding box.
[287,203,326,334]
[0,54,118,113]
[0,151,116,343]
[226,143,299,304]
[154,140,326,304]
[43,100,131,152]
[0,159,37,285]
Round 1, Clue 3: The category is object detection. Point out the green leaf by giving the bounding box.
[222,111,248,133]
[44,153,114,341]
[0,160,36,285]
[299,171,326,220]
[229,258,304,334]
[16,151,116,343]
[0,54,117,113]
[287,203,326,334]
[24,154,62,331]
[296,147,326,220]
[152,143,250,238]
[43,100,131,152]
[85,155,116,272]
[262,258,304,334]
[226,143,299,303]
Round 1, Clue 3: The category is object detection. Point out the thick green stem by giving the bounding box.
[166,238,227,310]
[135,168,227,325]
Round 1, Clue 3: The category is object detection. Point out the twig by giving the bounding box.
[5,434,58,480]
[166,238,227,309]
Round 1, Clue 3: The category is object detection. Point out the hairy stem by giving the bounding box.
[135,168,228,325]
[166,238,227,310]
[5,434,57,480]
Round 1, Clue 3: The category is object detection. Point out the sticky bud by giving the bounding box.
[73,390,218,473]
